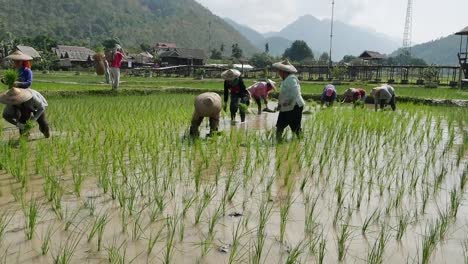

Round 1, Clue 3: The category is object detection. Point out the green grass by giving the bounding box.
[22,71,468,100]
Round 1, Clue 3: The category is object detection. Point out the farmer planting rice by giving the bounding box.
[371,84,396,111]
[189,92,222,137]
[342,88,367,103]
[1,50,34,126]
[0,88,50,138]
[273,60,305,141]
[320,84,337,106]
[222,69,249,124]
[247,79,276,114]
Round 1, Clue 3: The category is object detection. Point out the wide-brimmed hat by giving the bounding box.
[115,44,122,50]
[5,50,33,61]
[0,88,33,105]
[272,60,297,73]
[221,69,241,81]
[266,79,276,89]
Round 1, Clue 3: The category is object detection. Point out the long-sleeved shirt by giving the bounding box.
[372,87,392,107]
[16,66,33,88]
[224,77,247,102]
[278,74,305,112]
[248,81,273,99]
[111,51,124,68]
[22,89,48,120]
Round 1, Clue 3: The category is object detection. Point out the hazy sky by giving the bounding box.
[195,0,468,44]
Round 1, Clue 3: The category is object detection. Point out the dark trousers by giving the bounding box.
[230,93,248,122]
[276,105,303,140]
[379,95,396,111]
[189,115,219,136]
[253,96,267,114]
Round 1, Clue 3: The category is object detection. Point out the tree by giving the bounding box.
[265,43,269,54]
[102,39,120,51]
[140,43,151,52]
[318,52,329,65]
[341,55,357,63]
[210,49,222,60]
[231,43,243,59]
[283,40,313,62]
[220,43,225,53]
[249,52,273,68]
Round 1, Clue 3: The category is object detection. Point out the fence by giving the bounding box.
[129,65,462,86]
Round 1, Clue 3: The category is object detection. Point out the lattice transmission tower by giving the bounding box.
[402,0,413,56]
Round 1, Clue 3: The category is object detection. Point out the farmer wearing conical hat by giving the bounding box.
[342,88,367,103]
[320,84,337,106]
[1,50,34,129]
[189,92,222,137]
[0,88,50,138]
[247,79,276,115]
[222,69,249,124]
[272,60,305,141]
[371,84,396,111]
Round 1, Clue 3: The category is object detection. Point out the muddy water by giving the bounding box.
[0,103,467,264]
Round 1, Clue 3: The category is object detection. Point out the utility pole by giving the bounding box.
[208,21,212,53]
[329,0,335,71]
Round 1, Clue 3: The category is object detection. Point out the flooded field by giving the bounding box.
[0,93,467,263]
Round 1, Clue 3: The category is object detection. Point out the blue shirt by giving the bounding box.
[17,66,33,88]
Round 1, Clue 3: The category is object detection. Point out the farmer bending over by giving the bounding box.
[371,84,396,111]
[222,69,249,124]
[248,79,276,114]
[320,84,337,106]
[189,92,222,137]
[342,88,366,103]
[0,88,50,138]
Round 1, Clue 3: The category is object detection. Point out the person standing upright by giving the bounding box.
[272,60,305,141]
[110,44,124,90]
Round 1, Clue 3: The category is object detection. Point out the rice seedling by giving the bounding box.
[367,225,390,264]
[251,197,273,264]
[228,218,248,264]
[0,210,12,242]
[148,223,165,255]
[462,239,468,264]
[449,188,461,218]
[362,209,380,236]
[52,227,84,264]
[163,215,178,264]
[22,198,39,240]
[396,213,410,242]
[337,220,352,261]
[87,212,110,251]
[64,206,81,231]
[106,240,128,264]
[181,192,196,218]
[317,236,327,264]
[83,198,96,216]
[279,193,294,243]
[194,186,215,225]
[285,240,306,264]
[41,223,56,255]
[421,221,440,264]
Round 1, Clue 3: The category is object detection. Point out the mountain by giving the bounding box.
[224,14,399,60]
[223,18,290,56]
[271,15,399,60]
[0,0,258,55]
[391,35,461,65]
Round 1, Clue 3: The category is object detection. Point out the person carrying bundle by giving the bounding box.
[371,84,396,111]
[189,92,222,137]
[247,79,276,114]
[222,69,249,124]
[342,88,366,103]
[320,84,337,106]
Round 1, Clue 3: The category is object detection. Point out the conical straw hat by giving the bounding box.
[221,69,241,81]
[272,59,297,73]
[0,88,33,105]
[5,50,33,61]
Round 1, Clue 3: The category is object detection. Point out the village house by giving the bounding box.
[52,45,95,69]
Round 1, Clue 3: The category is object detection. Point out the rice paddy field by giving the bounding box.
[0,72,467,263]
